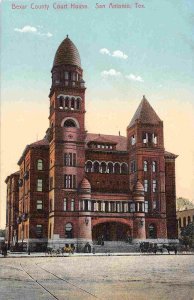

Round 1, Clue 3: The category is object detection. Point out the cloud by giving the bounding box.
[100,48,128,59]
[126,74,144,82]
[112,50,128,59]
[14,25,52,38]
[101,69,121,77]
[99,48,111,55]
[14,25,37,33]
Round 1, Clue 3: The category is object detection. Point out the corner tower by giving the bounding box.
[127,96,167,240]
[48,36,87,247]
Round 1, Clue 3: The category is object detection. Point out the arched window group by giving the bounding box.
[143,160,157,172]
[85,161,128,174]
[58,95,81,111]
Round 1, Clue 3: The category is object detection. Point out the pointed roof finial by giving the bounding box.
[143,95,146,99]
[66,34,69,38]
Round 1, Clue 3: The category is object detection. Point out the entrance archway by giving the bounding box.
[92,222,131,242]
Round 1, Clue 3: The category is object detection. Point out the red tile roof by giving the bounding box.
[86,133,127,151]
[53,36,81,68]
[164,151,178,158]
[18,138,49,165]
[128,96,162,127]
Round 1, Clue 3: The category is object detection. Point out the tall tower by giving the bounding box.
[127,96,167,239]
[48,36,87,247]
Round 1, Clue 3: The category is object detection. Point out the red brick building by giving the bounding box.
[5,36,178,251]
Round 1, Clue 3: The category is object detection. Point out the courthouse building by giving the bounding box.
[5,36,178,250]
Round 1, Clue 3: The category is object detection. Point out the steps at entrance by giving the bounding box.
[93,241,139,253]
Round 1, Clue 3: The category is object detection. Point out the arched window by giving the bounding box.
[121,163,128,174]
[64,119,76,127]
[93,161,100,173]
[59,97,63,108]
[65,223,73,238]
[114,163,120,174]
[183,217,186,227]
[148,224,157,239]
[143,161,148,172]
[101,162,107,173]
[72,72,76,81]
[152,161,157,172]
[107,162,113,174]
[71,98,75,110]
[76,99,80,110]
[65,97,69,109]
[85,161,93,172]
[64,71,69,80]
[37,159,43,170]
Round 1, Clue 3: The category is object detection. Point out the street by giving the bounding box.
[0,255,194,299]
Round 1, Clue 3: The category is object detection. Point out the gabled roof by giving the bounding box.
[86,133,127,151]
[128,96,162,127]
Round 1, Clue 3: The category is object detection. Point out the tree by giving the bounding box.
[0,229,5,237]
[180,222,194,248]
[176,197,194,211]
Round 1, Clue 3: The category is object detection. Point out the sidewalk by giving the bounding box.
[1,251,194,258]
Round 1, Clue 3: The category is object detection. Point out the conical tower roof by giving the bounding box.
[128,96,161,128]
[53,35,81,68]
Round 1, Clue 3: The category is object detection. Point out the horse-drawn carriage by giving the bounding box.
[139,242,189,254]
[139,242,163,254]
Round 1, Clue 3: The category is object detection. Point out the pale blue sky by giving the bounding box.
[1,0,194,104]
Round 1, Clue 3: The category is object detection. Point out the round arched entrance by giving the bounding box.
[92,222,131,242]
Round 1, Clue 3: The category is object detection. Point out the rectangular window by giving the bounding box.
[144,180,148,192]
[152,161,156,172]
[142,132,148,144]
[145,201,148,213]
[131,135,136,145]
[73,153,76,166]
[153,200,157,210]
[36,224,43,237]
[130,161,136,173]
[71,199,75,211]
[64,153,76,166]
[152,133,157,144]
[130,203,135,213]
[64,175,76,189]
[37,179,43,192]
[37,200,43,211]
[153,180,157,192]
[64,198,67,211]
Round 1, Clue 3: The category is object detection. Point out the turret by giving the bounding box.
[132,180,146,240]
